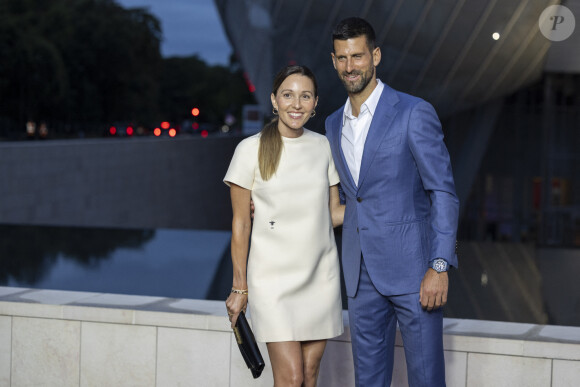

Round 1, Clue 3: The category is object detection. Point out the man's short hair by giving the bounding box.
[332,17,376,52]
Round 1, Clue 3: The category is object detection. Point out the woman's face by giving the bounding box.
[271,74,318,137]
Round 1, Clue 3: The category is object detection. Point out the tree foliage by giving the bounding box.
[0,0,254,138]
[0,0,162,127]
[159,55,255,128]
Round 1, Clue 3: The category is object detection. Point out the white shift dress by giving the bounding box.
[224,129,344,342]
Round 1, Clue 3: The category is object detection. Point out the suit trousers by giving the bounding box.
[348,257,446,387]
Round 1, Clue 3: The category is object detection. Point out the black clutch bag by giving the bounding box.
[233,311,265,378]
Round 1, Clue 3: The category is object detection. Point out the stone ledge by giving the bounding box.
[1,286,580,386]
[2,286,579,358]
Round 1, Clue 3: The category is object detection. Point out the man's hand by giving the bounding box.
[419,268,448,311]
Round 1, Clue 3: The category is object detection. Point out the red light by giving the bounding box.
[126,126,134,136]
[161,121,170,129]
[154,128,161,136]
[201,130,208,138]
[243,72,256,93]
[169,128,177,137]
[109,126,116,135]
[192,122,199,130]
[191,108,200,117]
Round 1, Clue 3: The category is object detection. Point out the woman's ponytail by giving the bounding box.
[258,118,283,181]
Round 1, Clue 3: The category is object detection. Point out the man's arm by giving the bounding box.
[330,184,345,227]
[407,100,459,310]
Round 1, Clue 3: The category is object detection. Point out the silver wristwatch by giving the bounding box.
[431,258,449,273]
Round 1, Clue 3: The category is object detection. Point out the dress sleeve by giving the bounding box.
[223,138,257,190]
[325,138,340,186]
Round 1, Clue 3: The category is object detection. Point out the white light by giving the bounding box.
[492,32,500,40]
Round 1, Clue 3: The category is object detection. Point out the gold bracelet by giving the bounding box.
[231,288,248,295]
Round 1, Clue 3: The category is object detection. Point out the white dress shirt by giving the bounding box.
[341,79,385,186]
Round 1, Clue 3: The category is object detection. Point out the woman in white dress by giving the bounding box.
[224,65,345,387]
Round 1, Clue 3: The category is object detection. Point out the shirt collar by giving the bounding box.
[342,79,385,125]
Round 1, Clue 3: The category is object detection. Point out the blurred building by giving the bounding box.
[215,0,580,246]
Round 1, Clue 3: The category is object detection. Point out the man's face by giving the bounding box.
[332,36,380,95]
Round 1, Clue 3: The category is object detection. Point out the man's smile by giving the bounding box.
[343,72,361,81]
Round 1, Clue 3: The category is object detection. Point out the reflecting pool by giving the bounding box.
[0,224,232,300]
[1,224,579,327]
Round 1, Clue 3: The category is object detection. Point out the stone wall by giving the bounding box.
[0,136,243,230]
[0,287,579,386]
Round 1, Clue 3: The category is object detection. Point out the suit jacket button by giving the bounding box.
[357,197,362,202]
[356,227,359,233]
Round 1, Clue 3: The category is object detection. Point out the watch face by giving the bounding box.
[433,259,448,272]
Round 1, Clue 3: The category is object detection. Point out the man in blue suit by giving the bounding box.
[325,17,459,386]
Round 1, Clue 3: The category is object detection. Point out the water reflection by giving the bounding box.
[445,242,580,327]
[0,224,232,300]
[1,224,578,327]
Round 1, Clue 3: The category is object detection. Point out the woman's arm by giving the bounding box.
[329,184,345,227]
[225,183,252,327]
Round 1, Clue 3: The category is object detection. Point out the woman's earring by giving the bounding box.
[272,107,278,115]
[311,110,316,118]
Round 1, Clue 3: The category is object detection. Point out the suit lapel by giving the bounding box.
[357,87,399,189]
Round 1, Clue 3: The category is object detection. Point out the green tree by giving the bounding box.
[159,55,256,129]
[0,0,162,130]
[0,0,255,138]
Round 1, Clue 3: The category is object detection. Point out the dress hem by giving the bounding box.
[256,329,345,343]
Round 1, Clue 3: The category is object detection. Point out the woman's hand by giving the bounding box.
[226,292,248,328]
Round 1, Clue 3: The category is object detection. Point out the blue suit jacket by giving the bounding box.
[325,84,459,297]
